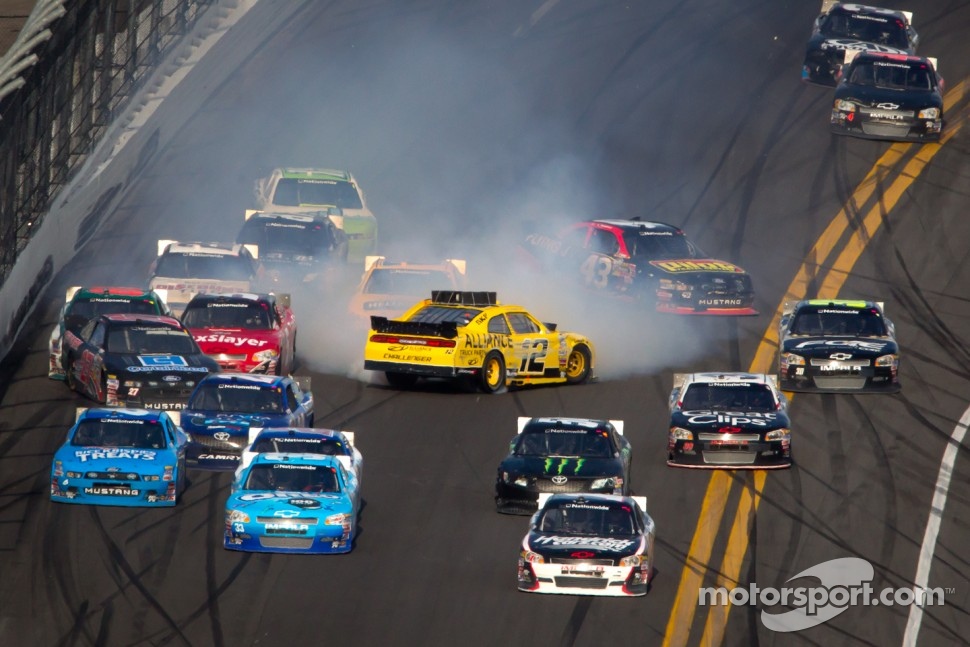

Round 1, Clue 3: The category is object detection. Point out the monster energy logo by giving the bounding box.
[544,458,586,475]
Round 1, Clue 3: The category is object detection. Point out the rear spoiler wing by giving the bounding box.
[370,316,458,339]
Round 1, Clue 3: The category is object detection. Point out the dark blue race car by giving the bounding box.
[181,373,314,469]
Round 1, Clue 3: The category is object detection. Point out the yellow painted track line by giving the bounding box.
[696,84,970,647]
[664,78,970,647]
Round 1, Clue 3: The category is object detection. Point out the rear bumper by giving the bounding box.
[364,360,460,378]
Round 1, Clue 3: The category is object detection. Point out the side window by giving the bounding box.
[589,228,618,255]
[507,313,540,334]
[285,385,299,412]
[89,322,107,348]
[488,315,511,335]
[79,319,98,341]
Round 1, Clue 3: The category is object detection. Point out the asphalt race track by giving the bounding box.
[2,1,970,645]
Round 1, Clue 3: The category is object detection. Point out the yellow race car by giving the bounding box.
[364,291,594,393]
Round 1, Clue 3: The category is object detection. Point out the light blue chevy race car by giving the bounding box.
[224,453,360,554]
[50,408,188,506]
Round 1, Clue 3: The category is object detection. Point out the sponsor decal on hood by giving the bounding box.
[532,535,638,550]
[74,449,157,462]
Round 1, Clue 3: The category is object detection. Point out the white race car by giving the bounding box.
[518,492,655,596]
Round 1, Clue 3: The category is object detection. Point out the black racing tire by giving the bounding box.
[565,344,592,385]
[479,351,507,394]
[385,372,418,389]
[65,358,77,393]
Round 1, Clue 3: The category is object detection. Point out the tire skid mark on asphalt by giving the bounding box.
[821,396,849,496]
[558,595,592,647]
[203,475,226,647]
[46,514,98,647]
[666,78,970,647]
[86,506,193,647]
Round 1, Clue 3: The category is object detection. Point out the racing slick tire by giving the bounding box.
[385,372,418,389]
[64,358,77,393]
[479,351,507,394]
[565,345,592,385]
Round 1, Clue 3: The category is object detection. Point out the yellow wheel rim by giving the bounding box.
[567,349,586,378]
[486,357,502,387]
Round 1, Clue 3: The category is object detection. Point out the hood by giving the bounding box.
[227,490,346,514]
[56,446,165,465]
[671,409,789,431]
[107,353,215,375]
[527,531,643,559]
[192,329,281,354]
[782,336,898,358]
[182,412,279,437]
[835,84,940,111]
[148,278,254,304]
[500,455,622,478]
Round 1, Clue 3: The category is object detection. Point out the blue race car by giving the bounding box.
[224,453,360,554]
[237,428,363,483]
[181,373,314,469]
[51,408,188,506]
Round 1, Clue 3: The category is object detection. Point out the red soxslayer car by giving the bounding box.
[181,292,297,375]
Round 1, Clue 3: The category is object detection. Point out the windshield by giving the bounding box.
[515,429,613,458]
[106,326,198,354]
[790,307,888,336]
[537,501,638,537]
[272,178,363,210]
[820,13,909,49]
[626,232,695,260]
[409,305,482,325]
[243,463,339,492]
[238,218,332,256]
[154,253,252,281]
[68,298,158,320]
[188,383,283,413]
[72,419,166,449]
[680,383,776,412]
[365,269,453,295]
[251,436,345,455]
[182,301,272,329]
[847,61,932,91]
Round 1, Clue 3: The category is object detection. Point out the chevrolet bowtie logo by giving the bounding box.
[829,353,852,360]
[876,102,900,110]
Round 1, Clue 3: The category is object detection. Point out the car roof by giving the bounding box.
[185,292,270,306]
[161,241,247,256]
[199,373,286,388]
[851,51,931,65]
[73,286,156,300]
[523,417,611,430]
[279,168,353,182]
[249,452,340,467]
[101,313,183,327]
[541,493,633,507]
[78,407,167,423]
[591,219,684,234]
[684,372,773,386]
[800,299,879,310]
[253,427,345,440]
[826,3,909,23]
[246,211,333,224]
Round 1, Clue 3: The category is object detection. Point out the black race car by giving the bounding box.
[521,218,756,315]
[802,2,917,86]
[667,372,792,469]
[237,210,348,285]
[62,313,220,410]
[830,51,943,142]
[778,299,900,393]
[495,417,632,514]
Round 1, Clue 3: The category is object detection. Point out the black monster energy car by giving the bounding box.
[778,299,900,393]
[495,417,632,514]
[802,2,918,86]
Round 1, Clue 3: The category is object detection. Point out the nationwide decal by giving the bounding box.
[532,535,637,550]
[682,411,778,427]
[543,428,589,434]
[75,449,157,462]
[650,260,742,273]
[195,334,269,347]
[793,340,888,351]
[217,384,263,390]
[563,503,609,511]
[544,458,587,475]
